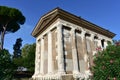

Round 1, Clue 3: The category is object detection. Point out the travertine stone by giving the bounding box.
[51,28,58,72]
[71,29,79,74]
[40,37,45,74]
[37,41,41,75]
[63,28,73,74]
[32,41,40,78]
[48,31,53,74]
[87,38,93,67]
[87,34,95,66]
[104,40,108,49]
[76,32,85,73]
[97,38,103,49]
[44,35,48,74]
[63,28,72,59]
[32,8,115,80]
[81,31,89,71]
[57,24,65,74]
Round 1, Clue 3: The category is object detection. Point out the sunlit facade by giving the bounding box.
[32,8,115,80]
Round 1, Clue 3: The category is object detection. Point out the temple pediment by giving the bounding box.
[32,8,116,80]
[32,7,115,38]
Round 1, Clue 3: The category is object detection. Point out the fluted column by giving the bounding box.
[37,42,41,75]
[71,29,79,74]
[48,31,53,74]
[97,37,102,49]
[57,24,65,74]
[40,37,45,74]
[33,40,42,79]
[80,31,87,61]
[87,34,95,66]
[32,41,39,78]
[81,31,89,71]
[104,40,108,49]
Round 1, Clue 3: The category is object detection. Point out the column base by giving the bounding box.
[32,73,39,79]
[57,71,66,75]
[33,73,61,80]
[32,73,90,80]
[72,70,91,79]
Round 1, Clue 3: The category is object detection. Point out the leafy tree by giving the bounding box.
[0,49,16,80]
[0,6,25,50]
[91,42,120,80]
[21,43,36,72]
[13,38,23,58]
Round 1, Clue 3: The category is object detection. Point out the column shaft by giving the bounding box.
[34,42,39,75]
[57,24,65,74]
[71,29,79,74]
[40,37,44,74]
[104,40,108,49]
[48,31,53,74]
[81,31,89,70]
[97,38,102,49]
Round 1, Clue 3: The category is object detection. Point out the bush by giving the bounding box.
[0,49,16,80]
[91,43,120,80]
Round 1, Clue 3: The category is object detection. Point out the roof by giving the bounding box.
[32,7,116,38]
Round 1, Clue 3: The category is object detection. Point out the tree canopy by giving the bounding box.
[13,38,23,58]
[91,42,120,80]
[0,49,16,80]
[13,43,36,72]
[0,6,25,50]
[21,43,36,72]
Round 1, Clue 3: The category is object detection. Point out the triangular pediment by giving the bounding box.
[32,9,58,37]
[32,8,115,38]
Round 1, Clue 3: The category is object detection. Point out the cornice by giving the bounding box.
[32,8,116,38]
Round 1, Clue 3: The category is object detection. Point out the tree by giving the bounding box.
[0,6,25,50]
[0,49,16,80]
[21,43,36,72]
[13,38,23,58]
[91,42,120,80]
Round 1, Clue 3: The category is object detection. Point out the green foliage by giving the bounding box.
[0,49,16,80]
[91,43,120,80]
[13,43,35,73]
[13,57,23,67]
[21,43,36,72]
[0,6,25,50]
[13,43,36,72]
[0,6,25,26]
[13,38,23,58]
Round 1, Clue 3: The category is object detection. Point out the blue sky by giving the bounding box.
[0,0,120,54]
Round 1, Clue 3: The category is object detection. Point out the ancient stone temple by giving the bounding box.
[32,8,115,80]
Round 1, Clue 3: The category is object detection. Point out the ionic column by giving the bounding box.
[71,29,79,74]
[97,37,102,49]
[104,40,108,49]
[81,31,89,71]
[37,41,41,75]
[87,34,95,66]
[40,37,45,74]
[32,42,39,78]
[48,31,53,74]
[57,24,65,74]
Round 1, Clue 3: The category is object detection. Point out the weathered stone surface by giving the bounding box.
[44,35,48,74]
[52,28,58,72]
[32,8,114,80]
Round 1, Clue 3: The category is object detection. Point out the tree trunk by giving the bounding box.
[0,26,6,50]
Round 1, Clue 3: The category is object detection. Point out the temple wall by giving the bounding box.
[32,19,113,80]
[63,27,73,74]
[51,28,58,73]
[44,35,48,74]
[76,32,86,73]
